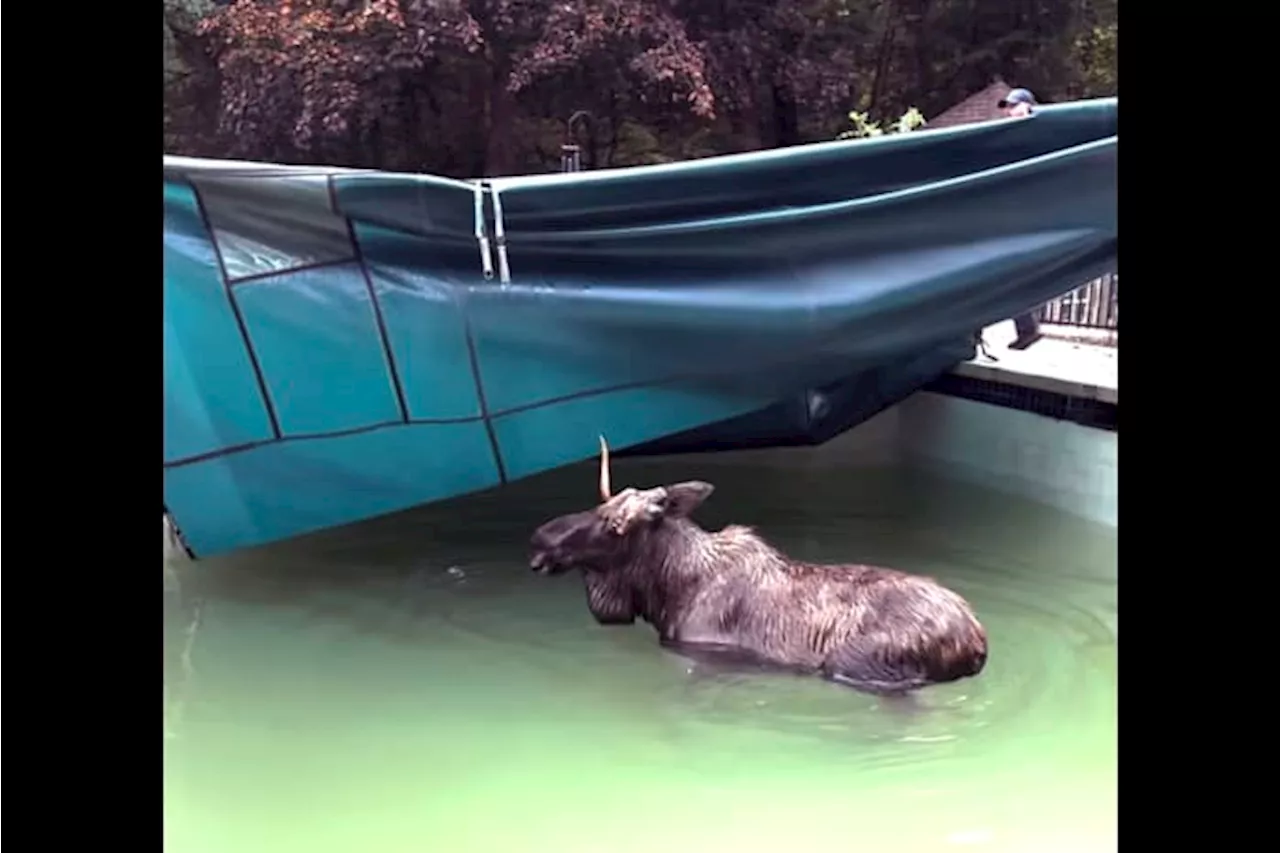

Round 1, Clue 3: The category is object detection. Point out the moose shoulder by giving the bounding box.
[528,437,989,696]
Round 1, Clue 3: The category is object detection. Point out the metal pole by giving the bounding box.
[560,143,582,173]
[560,110,594,172]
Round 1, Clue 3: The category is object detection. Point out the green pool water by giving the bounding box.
[163,455,1116,853]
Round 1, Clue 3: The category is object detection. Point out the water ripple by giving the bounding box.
[181,459,1116,821]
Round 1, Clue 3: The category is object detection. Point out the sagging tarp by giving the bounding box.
[164,97,1116,557]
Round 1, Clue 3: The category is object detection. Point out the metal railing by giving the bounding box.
[1035,273,1118,330]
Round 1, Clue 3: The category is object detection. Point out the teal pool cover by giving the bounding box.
[164,97,1117,557]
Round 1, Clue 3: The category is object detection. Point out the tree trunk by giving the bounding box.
[484,70,517,177]
[771,83,801,148]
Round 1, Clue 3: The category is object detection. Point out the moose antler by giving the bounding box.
[598,434,612,500]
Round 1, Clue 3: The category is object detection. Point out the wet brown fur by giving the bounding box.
[529,464,989,696]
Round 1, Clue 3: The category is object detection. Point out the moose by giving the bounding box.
[529,437,989,696]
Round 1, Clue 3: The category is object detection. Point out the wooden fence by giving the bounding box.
[1035,273,1118,330]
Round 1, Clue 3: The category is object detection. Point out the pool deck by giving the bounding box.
[959,320,1118,404]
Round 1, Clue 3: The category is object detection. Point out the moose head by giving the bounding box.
[528,436,715,576]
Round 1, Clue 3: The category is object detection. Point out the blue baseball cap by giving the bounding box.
[997,88,1037,108]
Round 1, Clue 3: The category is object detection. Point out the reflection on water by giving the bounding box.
[163,455,1116,853]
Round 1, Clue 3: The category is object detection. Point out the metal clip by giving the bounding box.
[491,185,511,285]
[473,183,494,280]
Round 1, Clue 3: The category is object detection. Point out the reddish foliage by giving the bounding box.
[172,0,1114,173]
[510,1,713,118]
[200,0,713,163]
[200,1,480,153]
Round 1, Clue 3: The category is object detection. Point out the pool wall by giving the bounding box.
[665,390,1117,529]
[895,391,1117,527]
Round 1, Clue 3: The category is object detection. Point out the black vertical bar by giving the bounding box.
[187,181,283,440]
[461,313,509,485]
[332,177,410,423]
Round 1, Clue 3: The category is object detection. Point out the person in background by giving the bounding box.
[998,87,1037,118]
[997,86,1044,350]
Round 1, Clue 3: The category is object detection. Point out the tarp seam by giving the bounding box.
[186,179,284,441]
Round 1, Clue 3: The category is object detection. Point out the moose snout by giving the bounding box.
[529,525,559,574]
[529,509,600,575]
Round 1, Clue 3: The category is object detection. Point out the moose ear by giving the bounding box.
[661,481,715,518]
